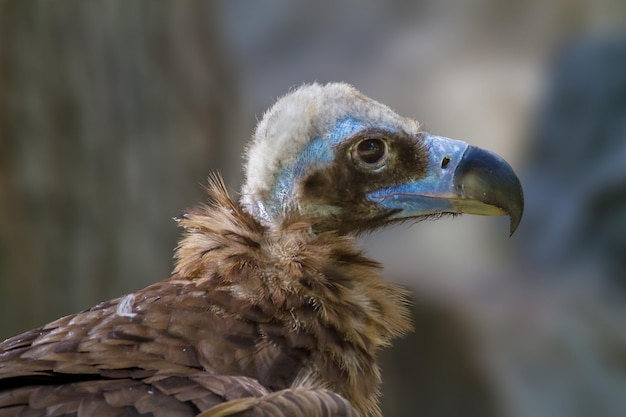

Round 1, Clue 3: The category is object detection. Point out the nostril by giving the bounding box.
[441,156,451,169]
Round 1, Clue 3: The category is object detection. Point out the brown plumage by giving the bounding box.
[0,83,523,416]
[0,176,408,417]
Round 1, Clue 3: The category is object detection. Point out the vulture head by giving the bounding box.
[241,83,523,235]
[0,82,525,417]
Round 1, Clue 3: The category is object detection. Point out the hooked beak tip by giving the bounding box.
[454,145,524,236]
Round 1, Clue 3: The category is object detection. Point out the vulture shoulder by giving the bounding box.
[0,177,409,417]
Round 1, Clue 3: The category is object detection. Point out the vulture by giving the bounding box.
[0,83,523,417]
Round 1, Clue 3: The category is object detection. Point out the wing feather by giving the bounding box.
[197,388,356,417]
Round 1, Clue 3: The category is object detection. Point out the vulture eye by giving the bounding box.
[351,138,388,169]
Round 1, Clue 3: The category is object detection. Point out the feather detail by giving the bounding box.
[196,388,357,417]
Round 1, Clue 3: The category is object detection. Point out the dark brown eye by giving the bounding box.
[352,138,388,168]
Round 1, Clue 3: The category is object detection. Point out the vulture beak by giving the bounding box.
[368,133,524,235]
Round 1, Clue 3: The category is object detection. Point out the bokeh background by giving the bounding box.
[2,1,626,416]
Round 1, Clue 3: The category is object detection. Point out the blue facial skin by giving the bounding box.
[367,133,470,219]
[267,120,470,222]
[268,117,371,218]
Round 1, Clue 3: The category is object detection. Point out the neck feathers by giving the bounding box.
[174,174,411,417]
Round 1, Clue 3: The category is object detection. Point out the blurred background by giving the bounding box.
[1,1,626,416]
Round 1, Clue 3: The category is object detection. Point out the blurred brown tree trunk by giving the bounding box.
[0,0,239,339]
